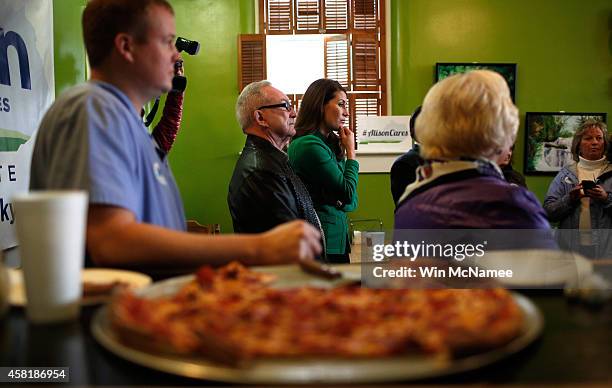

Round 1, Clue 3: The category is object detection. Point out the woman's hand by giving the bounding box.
[175,56,184,76]
[585,185,608,202]
[339,126,356,159]
[569,184,585,201]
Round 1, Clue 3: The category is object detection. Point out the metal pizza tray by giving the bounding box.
[91,264,543,384]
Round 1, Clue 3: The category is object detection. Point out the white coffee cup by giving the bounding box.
[13,191,88,324]
[352,230,362,245]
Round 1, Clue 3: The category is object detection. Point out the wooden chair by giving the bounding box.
[187,220,221,234]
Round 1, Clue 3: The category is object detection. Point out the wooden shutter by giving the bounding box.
[288,93,305,114]
[238,34,266,92]
[324,34,350,88]
[252,0,386,114]
[295,0,321,32]
[349,92,382,134]
[352,0,378,31]
[351,32,379,91]
[265,0,293,34]
[260,0,382,33]
[323,0,349,32]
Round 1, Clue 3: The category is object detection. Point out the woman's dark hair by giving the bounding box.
[294,79,347,160]
[570,119,609,162]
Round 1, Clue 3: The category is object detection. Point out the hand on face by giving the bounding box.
[339,126,356,159]
[174,57,184,76]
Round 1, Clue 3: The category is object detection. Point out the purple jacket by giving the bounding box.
[395,160,550,229]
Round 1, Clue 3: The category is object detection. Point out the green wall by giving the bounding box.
[390,0,612,206]
[164,0,254,233]
[52,0,612,233]
[53,0,87,94]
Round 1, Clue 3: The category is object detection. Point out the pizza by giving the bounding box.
[109,262,523,364]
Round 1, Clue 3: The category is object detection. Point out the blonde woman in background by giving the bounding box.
[395,70,549,230]
[544,120,612,257]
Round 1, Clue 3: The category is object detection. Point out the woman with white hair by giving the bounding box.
[394,70,549,229]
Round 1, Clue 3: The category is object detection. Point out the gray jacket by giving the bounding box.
[544,161,612,255]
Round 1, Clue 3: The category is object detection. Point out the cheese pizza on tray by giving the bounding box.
[109,262,523,365]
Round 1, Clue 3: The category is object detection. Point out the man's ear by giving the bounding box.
[254,110,268,127]
[114,33,135,63]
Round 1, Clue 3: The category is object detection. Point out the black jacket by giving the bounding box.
[228,135,321,235]
[501,164,527,188]
[390,143,423,206]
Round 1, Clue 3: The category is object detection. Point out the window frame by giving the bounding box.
[240,0,388,135]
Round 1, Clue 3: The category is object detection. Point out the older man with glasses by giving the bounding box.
[228,81,326,259]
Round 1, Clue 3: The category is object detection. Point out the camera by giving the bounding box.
[175,37,200,55]
[172,37,200,92]
[581,180,596,190]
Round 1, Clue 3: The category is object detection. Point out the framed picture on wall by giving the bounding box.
[524,112,608,175]
[435,62,517,102]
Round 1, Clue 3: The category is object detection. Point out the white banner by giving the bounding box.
[357,115,412,154]
[358,116,411,144]
[0,0,54,249]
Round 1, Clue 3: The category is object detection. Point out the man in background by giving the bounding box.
[390,105,422,206]
[228,81,325,258]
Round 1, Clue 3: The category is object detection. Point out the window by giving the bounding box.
[266,34,325,94]
[238,0,387,133]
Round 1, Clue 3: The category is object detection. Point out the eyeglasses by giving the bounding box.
[257,101,294,112]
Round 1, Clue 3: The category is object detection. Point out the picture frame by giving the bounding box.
[524,112,608,175]
[435,62,517,102]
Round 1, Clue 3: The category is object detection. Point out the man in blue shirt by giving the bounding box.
[30,0,321,268]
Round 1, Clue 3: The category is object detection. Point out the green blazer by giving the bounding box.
[288,132,359,254]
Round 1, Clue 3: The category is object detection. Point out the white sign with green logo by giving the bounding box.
[356,116,412,154]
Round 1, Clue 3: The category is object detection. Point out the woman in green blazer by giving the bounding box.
[288,79,359,263]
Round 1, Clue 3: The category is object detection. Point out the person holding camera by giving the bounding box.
[148,36,199,154]
[30,0,321,268]
[544,119,612,257]
[150,57,185,154]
